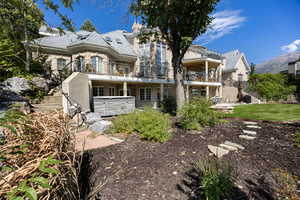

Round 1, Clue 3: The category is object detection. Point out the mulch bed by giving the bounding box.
[81,120,300,200]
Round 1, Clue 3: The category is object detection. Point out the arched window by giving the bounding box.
[57,58,66,71]
[91,56,103,73]
[75,56,85,72]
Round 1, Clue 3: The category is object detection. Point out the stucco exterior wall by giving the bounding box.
[62,72,90,113]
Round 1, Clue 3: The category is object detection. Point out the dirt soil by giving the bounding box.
[81,120,300,200]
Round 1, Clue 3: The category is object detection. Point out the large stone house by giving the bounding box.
[30,23,225,115]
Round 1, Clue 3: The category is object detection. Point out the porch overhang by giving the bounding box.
[88,74,221,87]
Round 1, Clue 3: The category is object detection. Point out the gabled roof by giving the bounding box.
[223,50,249,73]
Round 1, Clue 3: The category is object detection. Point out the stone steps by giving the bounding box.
[40,95,62,104]
[32,103,63,113]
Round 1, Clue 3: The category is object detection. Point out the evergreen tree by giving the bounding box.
[80,20,98,32]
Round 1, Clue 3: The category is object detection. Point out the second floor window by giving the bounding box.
[91,56,103,73]
[109,61,116,74]
[139,43,151,76]
[75,56,85,72]
[109,87,115,96]
[93,87,104,96]
[57,58,66,71]
[156,42,167,75]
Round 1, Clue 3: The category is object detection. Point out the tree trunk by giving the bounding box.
[172,55,186,111]
[24,2,30,72]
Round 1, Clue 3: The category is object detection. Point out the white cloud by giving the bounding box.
[281,40,300,53]
[196,10,246,44]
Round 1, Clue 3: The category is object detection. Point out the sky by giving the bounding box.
[38,0,300,64]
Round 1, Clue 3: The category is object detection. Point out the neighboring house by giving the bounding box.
[222,50,250,102]
[30,23,225,115]
[284,58,300,79]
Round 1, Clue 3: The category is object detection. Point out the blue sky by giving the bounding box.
[38,0,300,64]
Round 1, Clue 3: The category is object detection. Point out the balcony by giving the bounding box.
[186,71,220,82]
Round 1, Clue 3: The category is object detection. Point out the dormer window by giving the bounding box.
[116,38,122,44]
[105,36,112,42]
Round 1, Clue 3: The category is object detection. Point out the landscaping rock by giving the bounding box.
[224,141,245,150]
[0,127,5,140]
[31,77,49,91]
[208,145,229,158]
[2,77,31,94]
[243,130,257,135]
[85,112,102,125]
[239,135,256,140]
[246,125,261,129]
[89,120,112,133]
[219,143,238,151]
[243,121,258,125]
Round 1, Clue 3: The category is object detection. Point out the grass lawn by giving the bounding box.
[226,104,300,121]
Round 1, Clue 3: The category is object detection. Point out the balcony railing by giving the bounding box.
[186,71,219,82]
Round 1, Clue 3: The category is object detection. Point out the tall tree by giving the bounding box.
[80,19,98,32]
[0,0,77,72]
[131,0,219,109]
[249,62,256,76]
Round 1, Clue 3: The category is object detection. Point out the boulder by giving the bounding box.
[85,112,102,125]
[2,77,31,94]
[89,120,112,133]
[31,77,49,91]
[0,127,5,140]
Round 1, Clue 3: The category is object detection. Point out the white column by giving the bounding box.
[160,83,164,101]
[206,86,209,99]
[123,82,128,96]
[219,64,222,82]
[205,60,208,82]
[186,84,190,102]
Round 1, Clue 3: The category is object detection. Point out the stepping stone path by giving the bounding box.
[207,121,261,158]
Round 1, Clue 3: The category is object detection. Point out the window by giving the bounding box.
[109,87,115,96]
[156,42,167,75]
[57,58,67,71]
[138,43,151,76]
[119,89,131,96]
[75,56,85,72]
[109,61,116,74]
[93,87,104,96]
[140,88,151,101]
[91,56,103,73]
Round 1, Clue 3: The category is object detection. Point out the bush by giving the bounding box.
[109,107,171,143]
[179,98,221,130]
[294,132,300,147]
[160,96,177,115]
[248,74,296,101]
[195,157,234,200]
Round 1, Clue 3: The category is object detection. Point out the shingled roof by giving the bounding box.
[223,50,249,73]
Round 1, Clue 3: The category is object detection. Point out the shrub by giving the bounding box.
[271,169,300,200]
[294,132,300,147]
[160,96,177,115]
[248,74,296,101]
[109,107,171,143]
[195,157,234,200]
[179,98,221,130]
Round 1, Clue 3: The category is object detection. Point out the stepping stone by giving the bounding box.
[208,145,229,158]
[239,135,256,140]
[247,125,261,129]
[224,141,245,150]
[243,130,257,135]
[219,144,238,151]
[243,121,258,125]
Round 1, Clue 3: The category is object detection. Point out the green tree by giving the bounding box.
[249,62,256,76]
[130,0,219,110]
[0,0,77,73]
[80,19,98,32]
[248,73,296,101]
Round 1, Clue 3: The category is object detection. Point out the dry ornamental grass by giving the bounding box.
[0,110,80,200]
